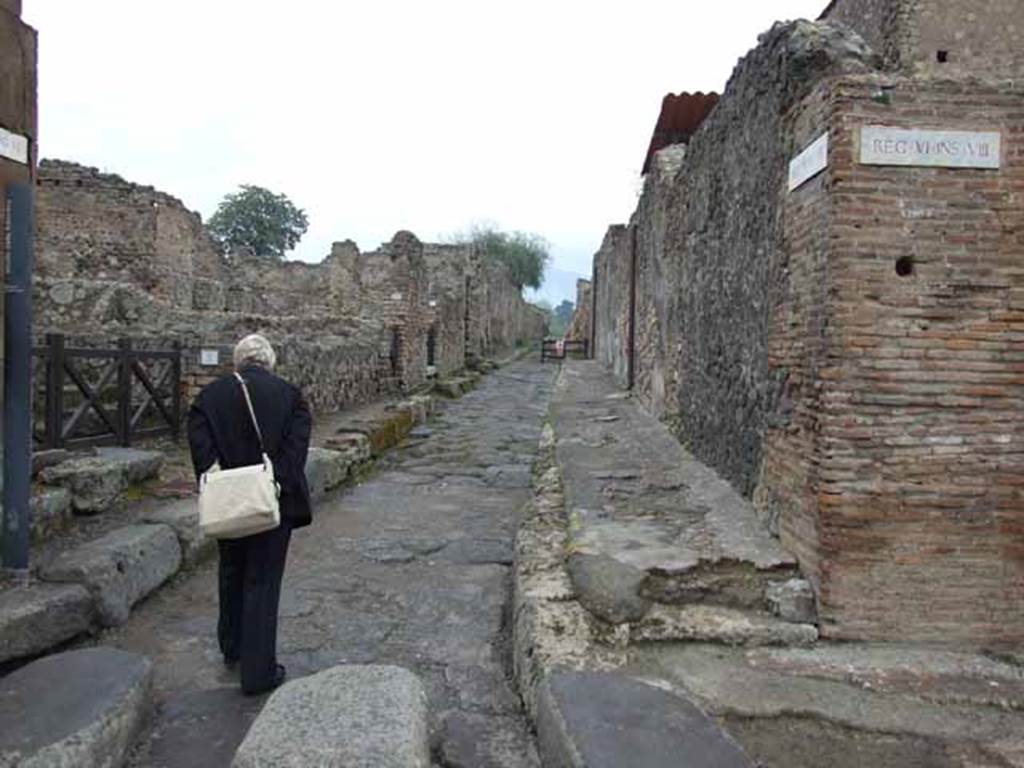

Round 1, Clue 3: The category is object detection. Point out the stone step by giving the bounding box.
[0,582,94,665]
[142,499,216,567]
[38,523,182,626]
[628,604,818,647]
[628,643,1024,768]
[0,647,153,768]
[536,671,753,767]
[38,447,164,513]
[232,664,430,768]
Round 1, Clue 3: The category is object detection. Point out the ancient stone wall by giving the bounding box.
[34,160,542,418]
[564,279,592,345]
[591,225,632,388]
[588,13,1024,643]
[822,0,1024,80]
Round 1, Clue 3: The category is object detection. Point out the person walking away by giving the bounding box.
[187,334,312,695]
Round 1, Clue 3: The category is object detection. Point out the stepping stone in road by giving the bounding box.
[0,647,153,768]
[232,664,430,768]
[536,671,752,768]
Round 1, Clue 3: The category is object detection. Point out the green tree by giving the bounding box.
[554,300,574,326]
[207,185,309,260]
[461,224,550,291]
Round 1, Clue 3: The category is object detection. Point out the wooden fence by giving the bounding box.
[33,334,182,449]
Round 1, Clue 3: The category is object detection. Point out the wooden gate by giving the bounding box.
[33,334,182,449]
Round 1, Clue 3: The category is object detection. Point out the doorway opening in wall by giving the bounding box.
[426,325,437,370]
[389,329,401,381]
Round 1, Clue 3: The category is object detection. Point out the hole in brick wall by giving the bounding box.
[895,256,915,277]
[937,50,949,63]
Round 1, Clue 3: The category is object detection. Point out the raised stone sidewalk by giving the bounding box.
[513,359,1024,767]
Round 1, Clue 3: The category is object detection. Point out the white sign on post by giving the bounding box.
[788,132,829,192]
[860,126,1001,169]
[200,349,220,366]
[0,127,29,165]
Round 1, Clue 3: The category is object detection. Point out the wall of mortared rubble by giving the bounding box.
[821,0,1024,80]
[564,279,592,346]
[34,161,543,415]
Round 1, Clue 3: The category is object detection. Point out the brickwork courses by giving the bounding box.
[584,1,1024,644]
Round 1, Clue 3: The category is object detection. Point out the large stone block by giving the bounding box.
[29,487,72,542]
[536,671,752,768]
[0,582,94,664]
[38,447,163,513]
[0,647,153,768]
[142,499,215,566]
[232,664,430,768]
[305,447,353,501]
[567,552,650,624]
[39,524,182,626]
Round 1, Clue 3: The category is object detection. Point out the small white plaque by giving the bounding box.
[788,132,829,192]
[0,126,29,165]
[390,292,403,301]
[860,126,1000,169]
[200,349,220,366]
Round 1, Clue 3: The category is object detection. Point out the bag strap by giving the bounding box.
[233,372,266,453]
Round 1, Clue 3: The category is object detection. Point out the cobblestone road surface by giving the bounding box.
[111,358,555,767]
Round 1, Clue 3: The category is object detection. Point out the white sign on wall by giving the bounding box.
[860,126,1001,169]
[788,132,829,192]
[0,126,29,165]
[200,349,220,366]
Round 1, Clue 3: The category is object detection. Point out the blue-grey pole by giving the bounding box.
[2,183,33,574]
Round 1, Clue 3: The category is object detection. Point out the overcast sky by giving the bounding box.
[24,0,826,297]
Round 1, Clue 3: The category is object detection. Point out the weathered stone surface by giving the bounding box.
[305,447,353,500]
[39,456,127,513]
[232,665,430,768]
[37,447,163,513]
[142,499,215,566]
[440,711,540,768]
[568,553,650,625]
[31,448,71,477]
[29,487,72,542]
[765,578,817,624]
[630,604,818,646]
[0,647,153,768]
[39,524,182,626]
[0,582,94,664]
[94,447,164,484]
[536,671,752,768]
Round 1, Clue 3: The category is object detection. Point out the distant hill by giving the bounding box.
[525,265,587,308]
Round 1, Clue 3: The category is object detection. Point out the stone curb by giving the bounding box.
[0,647,153,768]
[232,664,430,768]
[0,582,95,665]
[39,523,182,627]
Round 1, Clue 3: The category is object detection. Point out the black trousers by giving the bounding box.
[217,522,292,693]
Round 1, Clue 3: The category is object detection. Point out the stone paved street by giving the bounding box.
[105,358,554,767]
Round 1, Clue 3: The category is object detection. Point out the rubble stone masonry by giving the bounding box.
[588,8,1023,643]
[34,161,543,414]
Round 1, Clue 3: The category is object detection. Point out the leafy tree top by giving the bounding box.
[207,184,309,260]
[459,224,550,291]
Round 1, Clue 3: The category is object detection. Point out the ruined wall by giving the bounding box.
[591,225,631,388]
[782,79,1024,643]
[591,12,1024,642]
[656,22,874,494]
[564,279,592,345]
[822,0,1024,80]
[631,146,687,420]
[424,243,472,377]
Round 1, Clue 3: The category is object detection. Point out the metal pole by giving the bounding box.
[3,183,34,575]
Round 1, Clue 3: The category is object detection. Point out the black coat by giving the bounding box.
[187,365,313,529]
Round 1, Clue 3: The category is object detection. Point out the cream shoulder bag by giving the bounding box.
[198,373,281,539]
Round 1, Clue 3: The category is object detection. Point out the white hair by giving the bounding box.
[233,334,277,371]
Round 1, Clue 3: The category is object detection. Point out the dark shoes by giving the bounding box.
[241,664,286,696]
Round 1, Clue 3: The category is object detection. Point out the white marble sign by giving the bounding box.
[200,348,220,366]
[0,126,29,165]
[860,126,1000,169]
[788,132,829,192]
